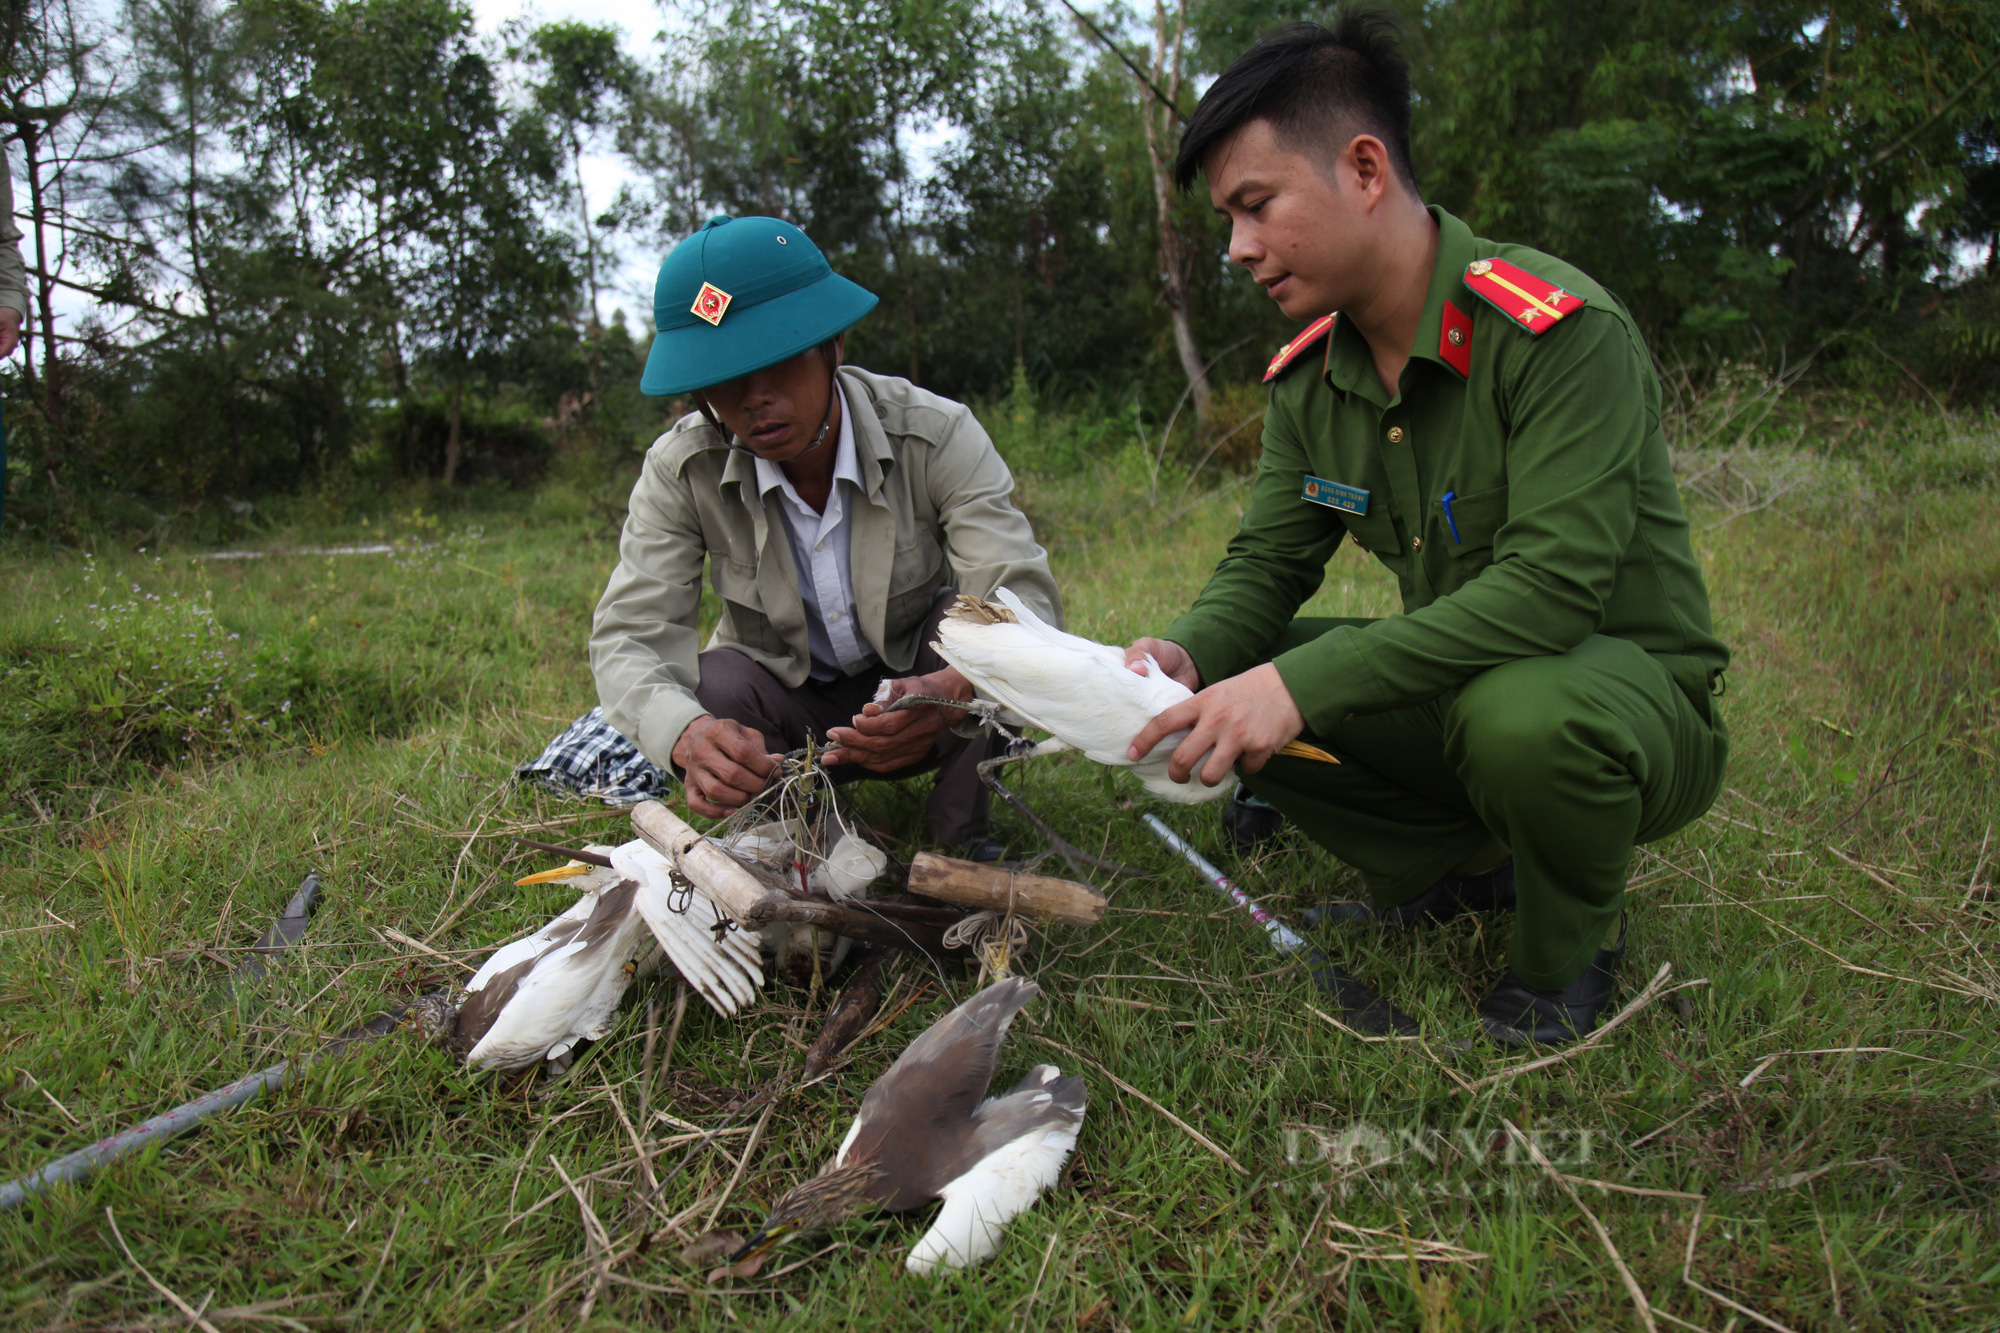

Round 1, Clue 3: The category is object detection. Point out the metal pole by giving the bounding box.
[0,1062,294,1210]
[1139,814,1420,1035]
[0,994,452,1211]
[1140,814,1307,953]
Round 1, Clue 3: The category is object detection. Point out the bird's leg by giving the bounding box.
[975,740,1154,880]
[878,693,1022,741]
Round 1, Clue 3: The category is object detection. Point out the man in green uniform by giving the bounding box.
[1125,15,1729,1045]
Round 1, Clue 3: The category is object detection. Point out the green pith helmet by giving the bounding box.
[641,215,878,396]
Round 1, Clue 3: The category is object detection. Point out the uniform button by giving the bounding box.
[1387,426,1405,443]
[815,540,824,551]
[829,611,842,622]
[1412,537,1423,551]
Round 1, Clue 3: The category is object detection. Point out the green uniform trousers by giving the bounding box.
[1244,619,1728,990]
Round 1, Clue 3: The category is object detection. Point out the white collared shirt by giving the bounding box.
[755,384,879,680]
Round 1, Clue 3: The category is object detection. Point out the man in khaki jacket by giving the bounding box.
[591,215,1061,853]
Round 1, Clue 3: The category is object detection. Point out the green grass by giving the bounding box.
[2,423,1997,1331]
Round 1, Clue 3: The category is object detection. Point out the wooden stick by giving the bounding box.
[752,897,960,956]
[802,946,896,1081]
[907,854,1107,926]
[1028,1034,1247,1175]
[630,801,774,928]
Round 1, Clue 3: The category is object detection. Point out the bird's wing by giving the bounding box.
[843,978,1042,1202]
[462,937,594,1068]
[615,840,764,1017]
[461,879,647,1069]
[905,1064,1085,1274]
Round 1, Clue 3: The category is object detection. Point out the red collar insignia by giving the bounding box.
[1262,313,1339,383]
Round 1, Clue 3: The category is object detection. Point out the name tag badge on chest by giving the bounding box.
[1302,475,1369,515]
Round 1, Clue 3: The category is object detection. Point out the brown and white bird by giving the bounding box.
[453,839,765,1071]
[454,853,651,1070]
[730,977,1085,1275]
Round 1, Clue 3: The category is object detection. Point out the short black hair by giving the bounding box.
[1174,11,1419,195]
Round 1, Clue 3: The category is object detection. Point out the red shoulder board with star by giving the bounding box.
[1262,314,1338,383]
[1462,257,1586,335]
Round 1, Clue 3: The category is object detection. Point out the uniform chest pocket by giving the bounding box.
[889,528,945,593]
[710,558,781,648]
[711,557,763,610]
[886,529,947,632]
[1442,485,1508,557]
[1340,508,1403,556]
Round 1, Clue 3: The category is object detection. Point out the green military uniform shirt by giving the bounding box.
[1166,206,1727,726]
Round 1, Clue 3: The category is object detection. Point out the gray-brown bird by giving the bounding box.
[730,976,1085,1274]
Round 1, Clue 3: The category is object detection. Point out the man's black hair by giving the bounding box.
[1173,11,1419,195]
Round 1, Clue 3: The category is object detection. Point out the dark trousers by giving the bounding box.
[693,590,1000,847]
[1245,618,1729,990]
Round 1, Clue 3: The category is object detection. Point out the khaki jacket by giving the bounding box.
[591,366,1062,767]
[0,148,28,318]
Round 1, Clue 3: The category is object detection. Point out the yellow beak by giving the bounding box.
[514,862,594,886]
[1276,740,1340,765]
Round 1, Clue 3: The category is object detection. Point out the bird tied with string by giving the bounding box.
[454,837,767,1071]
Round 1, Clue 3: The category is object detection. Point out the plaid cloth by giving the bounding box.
[516,706,675,805]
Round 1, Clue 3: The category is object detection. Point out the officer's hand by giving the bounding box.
[672,716,780,818]
[1123,637,1202,691]
[824,667,973,773]
[1127,663,1304,788]
[0,307,20,359]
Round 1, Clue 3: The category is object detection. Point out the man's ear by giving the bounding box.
[693,394,729,441]
[1343,133,1396,210]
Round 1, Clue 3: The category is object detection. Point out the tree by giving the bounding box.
[519,20,636,329]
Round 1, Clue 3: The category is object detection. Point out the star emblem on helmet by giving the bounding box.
[691,282,733,326]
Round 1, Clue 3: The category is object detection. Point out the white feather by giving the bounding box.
[934,587,1232,803]
[613,839,765,1018]
[905,1119,1082,1274]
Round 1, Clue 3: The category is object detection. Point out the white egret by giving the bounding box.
[933,588,1335,803]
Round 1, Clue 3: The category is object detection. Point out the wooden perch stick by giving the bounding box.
[629,801,771,928]
[752,897,959,956]
[906,853,1107,926]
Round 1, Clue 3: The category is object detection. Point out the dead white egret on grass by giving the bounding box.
[729,976,1084,1274]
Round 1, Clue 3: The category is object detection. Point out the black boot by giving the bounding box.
[955,839,1011,865]
[1220,784,1285,851]
[1477,918,1628,1047]
[1305,859,1517,931]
